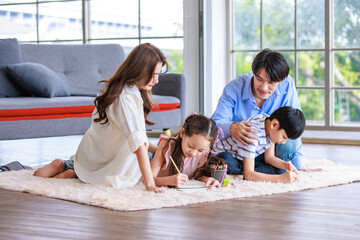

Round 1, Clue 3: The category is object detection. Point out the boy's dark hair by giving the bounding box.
[268,106,306,139]
[252,49,289,83]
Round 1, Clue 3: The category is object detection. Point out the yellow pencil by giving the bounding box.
[169,156,180,173]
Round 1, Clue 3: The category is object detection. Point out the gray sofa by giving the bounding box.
[0,39,186,140]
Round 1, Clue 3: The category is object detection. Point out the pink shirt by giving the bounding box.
[157,135,208,179]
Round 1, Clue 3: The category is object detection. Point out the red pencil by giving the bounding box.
[288,162,291,171]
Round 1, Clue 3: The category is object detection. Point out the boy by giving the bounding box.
[214,106,305,183]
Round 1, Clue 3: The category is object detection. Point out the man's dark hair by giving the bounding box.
[268,106,305,139]
[252,49,289,83]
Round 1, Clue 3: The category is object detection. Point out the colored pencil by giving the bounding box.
[169,156,180,173]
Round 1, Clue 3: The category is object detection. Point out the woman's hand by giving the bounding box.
[230,121,258,146]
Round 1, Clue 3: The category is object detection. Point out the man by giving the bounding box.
[212,49,318,174]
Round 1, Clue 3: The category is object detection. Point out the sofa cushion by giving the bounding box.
[0,38,28,98]
[0,96,95,121]
[152,95,180,112]
[0,95,180,122]
[20,44,125,96]
[6,62,71,98]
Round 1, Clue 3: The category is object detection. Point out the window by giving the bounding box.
[231,0,360,129]
[0,0,184,73]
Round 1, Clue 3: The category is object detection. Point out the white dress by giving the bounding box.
[74,85,149,188]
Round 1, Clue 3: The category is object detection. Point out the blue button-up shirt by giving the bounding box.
[212,73,304,169]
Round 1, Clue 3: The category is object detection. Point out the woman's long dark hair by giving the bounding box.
[94,43,168,125]
[163,114,219,176]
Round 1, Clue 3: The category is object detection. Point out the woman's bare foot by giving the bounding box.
[33,159,65,178]
[53,169,77,179]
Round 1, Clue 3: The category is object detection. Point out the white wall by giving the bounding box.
[203,0,228,117]
[183,0,228,117]
[183,0,200,115]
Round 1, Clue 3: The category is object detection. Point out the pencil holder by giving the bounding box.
[211,169,227,186]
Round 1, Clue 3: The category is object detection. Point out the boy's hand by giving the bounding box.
[288,162,298,172]
[288,162,300,179]
[203,177,221,189]
[172,173,189,187]
[282,171,298,183]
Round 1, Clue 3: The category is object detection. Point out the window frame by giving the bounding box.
[229,0,360,131]
[0,0,184,45]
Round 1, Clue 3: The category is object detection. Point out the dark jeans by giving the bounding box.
[216,140,296,175]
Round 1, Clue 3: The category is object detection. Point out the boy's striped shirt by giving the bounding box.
[214,113,272,160]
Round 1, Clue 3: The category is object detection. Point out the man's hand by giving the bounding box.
[230,121,258,146]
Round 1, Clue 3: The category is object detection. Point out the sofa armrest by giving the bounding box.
[152,73,187,123]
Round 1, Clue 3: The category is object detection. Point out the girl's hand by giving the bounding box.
[146,185,164,193]
[203,177,221,189]
[172,173,189,187]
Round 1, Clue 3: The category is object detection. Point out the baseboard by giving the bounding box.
[302,137,360,146]
[147,132,162,138]
[148,133,360,145]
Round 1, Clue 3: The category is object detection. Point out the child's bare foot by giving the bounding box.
[33,159,65,178]
[53,169,77,179]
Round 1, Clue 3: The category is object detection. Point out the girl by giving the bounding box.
[33,43,167,193]
[151,114,222,189]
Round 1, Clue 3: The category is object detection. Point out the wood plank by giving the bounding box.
[0,141,360,239]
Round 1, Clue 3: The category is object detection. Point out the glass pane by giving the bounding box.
[234,0,260,50]
[140,38,183,73]
[298,51,325,87]
[234,52,256,76]
[334,51,360,87]
[0,4,37,41]
[334,0,360,48]
[89,39,140,56]
[279,51,295,81]
[298,89,325,125]
[0,1,34,3]
[39,41,83,44]
[38,0,69,2]
[90,0,139,39]
[263,0,294,49]
[297,0,325,49]
[334,89,360,126]
[140,0,183,37]
[38,1,82,41]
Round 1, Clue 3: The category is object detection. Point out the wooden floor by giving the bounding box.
[0,136,360,240]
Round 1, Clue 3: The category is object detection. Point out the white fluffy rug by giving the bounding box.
[0,159,359,211]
